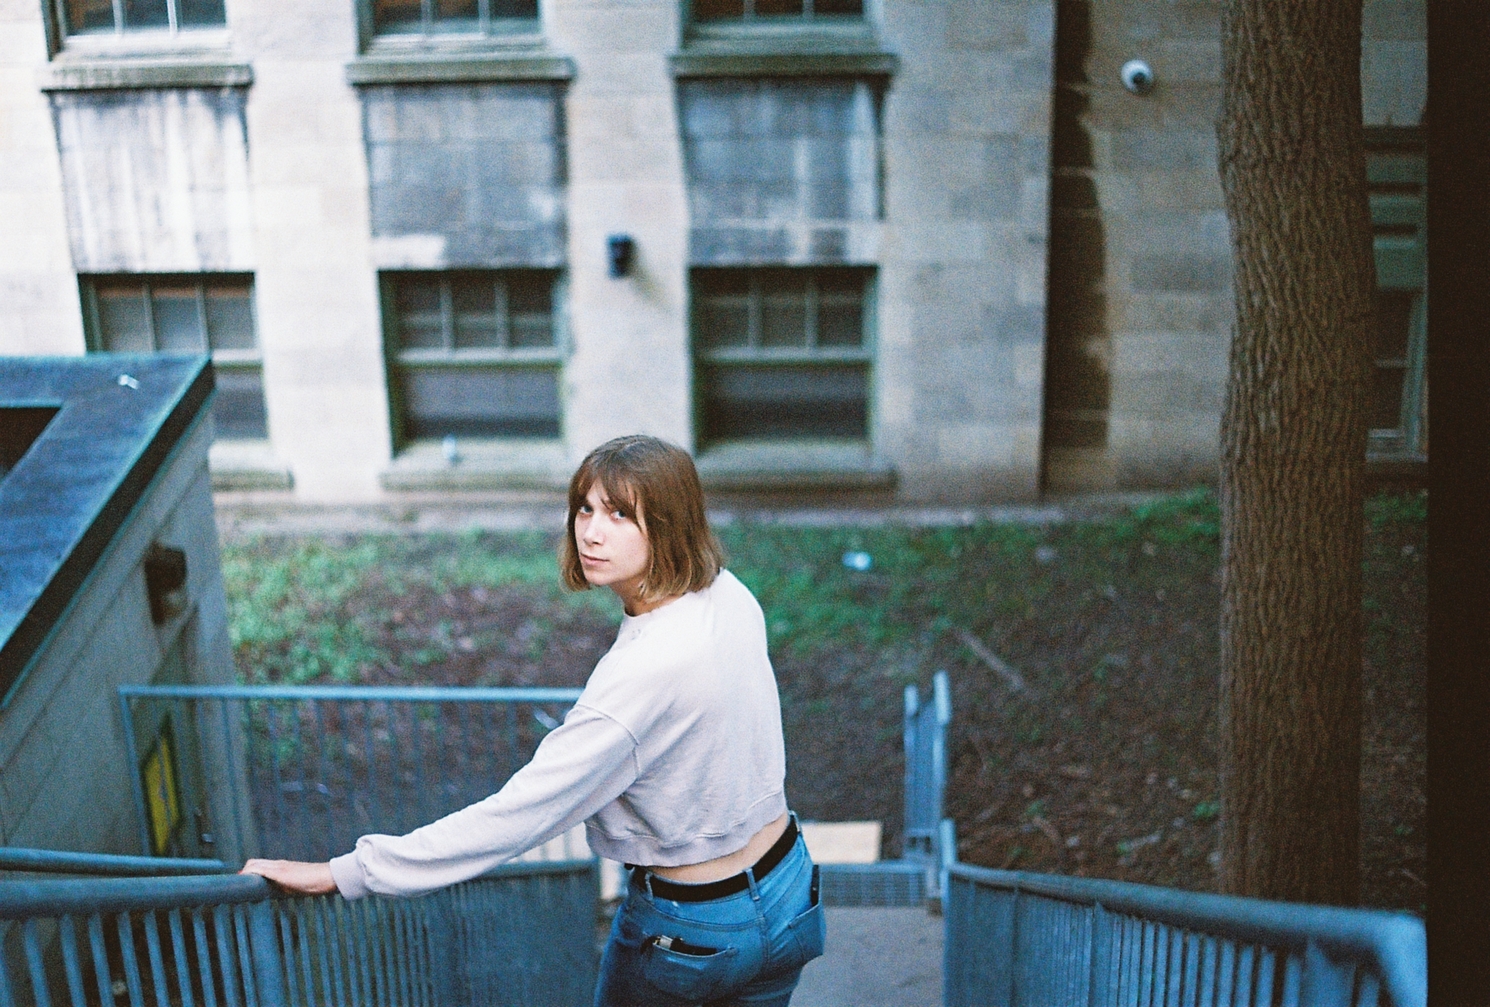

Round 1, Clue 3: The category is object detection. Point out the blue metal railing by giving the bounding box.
[819,670,955,907]
[0,859,598,1007]
[942,863,1426,1007]
[118,685,584,863]
[0,848,231,877]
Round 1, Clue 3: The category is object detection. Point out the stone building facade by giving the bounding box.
[0,0,1424,504]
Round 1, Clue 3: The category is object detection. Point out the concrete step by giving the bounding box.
[792,906,943,1007]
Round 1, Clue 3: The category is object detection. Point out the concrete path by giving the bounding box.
[792,907,943,1007]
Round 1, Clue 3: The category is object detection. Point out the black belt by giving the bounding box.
[632,818,798,903]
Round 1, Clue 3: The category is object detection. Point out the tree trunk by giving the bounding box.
[1216,1,1374,904]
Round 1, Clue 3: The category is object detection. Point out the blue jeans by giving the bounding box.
[594,831,826,1007]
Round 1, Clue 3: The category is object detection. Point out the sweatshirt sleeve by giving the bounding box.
[328,704,638,899]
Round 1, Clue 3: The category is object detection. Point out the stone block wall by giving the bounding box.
[1043,0,1426,493]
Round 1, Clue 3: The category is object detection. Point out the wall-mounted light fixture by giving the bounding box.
[1121,59,1155,94]
[144,543,188,624]
[607,235,635,278]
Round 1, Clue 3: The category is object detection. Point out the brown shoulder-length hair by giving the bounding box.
[560,435,724,602]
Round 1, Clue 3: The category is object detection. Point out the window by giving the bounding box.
[383,271,562,441]
[692,267,872,443]
[371,0,537,36]
[59,0,225,34]
[692,0,862,20]
[1366,134,1426,457]
[82,274,267,441]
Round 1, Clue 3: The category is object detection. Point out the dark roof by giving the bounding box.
[0,355,213,706]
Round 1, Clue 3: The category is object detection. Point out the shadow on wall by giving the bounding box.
[1041,0,1112,485]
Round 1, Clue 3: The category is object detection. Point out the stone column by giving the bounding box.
[549,0,694,460]
[237,0,392,500]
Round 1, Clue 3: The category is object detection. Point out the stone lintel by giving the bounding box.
[670,49,899,80]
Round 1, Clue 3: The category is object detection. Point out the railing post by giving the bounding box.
[246,901,289,1007]
[119,691,153,857]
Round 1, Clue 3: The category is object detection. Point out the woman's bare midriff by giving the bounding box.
[648,812,791,884]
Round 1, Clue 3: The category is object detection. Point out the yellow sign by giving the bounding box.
[142,724,182,856]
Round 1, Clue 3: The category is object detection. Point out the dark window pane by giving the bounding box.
[176,0,226,26]
[1371,365,1406,432]
[212,368,269,439]
[507,273,555,348]
[761,273,809,348]
[393,277,445,349]
[373,0,425,32]
[95,282,153,351]
[64,0,116,32]
[452,278,501,349]
[702,363,867,440]
[152,285,206,352]
[205,282,255,350]
[693,0,745,18]
[434,0,479,18]
[812,0,863,12]
[489,0,538,15]
[817,297,863,347]
[696,299,751,349]
[754,0,805,14]
[401,366,560,438]
[1373,290,1414,362]
[122,0,169,28]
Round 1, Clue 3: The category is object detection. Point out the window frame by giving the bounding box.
[79,272,267,441]
[52,0,228,40]
[380,269,566,449]
[690,265,876,446]
[1364,128,1427,460]
[685,0,866,25]
[357,0,542,47]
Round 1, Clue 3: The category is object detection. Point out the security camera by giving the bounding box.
[1120,59,1154,94]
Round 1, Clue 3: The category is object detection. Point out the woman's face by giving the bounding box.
[573,481,651,610]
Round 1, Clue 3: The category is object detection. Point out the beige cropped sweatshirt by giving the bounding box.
[329,569,789,900]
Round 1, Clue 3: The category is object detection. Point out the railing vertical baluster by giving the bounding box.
[456,700,474,809]
[308,899,338,1007]
[118,912,147,1007]
[264,702,291,859]
[218,699,251,862]
[246,901,288,1007]
[232,905,259,1007]
[293,700,315,862]
[275,906,300,1007]
[362,701,381,837]
[409,702,430,834]
[119,692,154,857]
[294,902,316,1006]
[192,908,220,1007]
[0,925,16,1007]
[143,909,171,1007]
[168,908,197,1007]
[213,905,243,1007]
[504,703,518,785]
[87,914,114,1007]
[58,915,88,1007]
[22,918,54,1007]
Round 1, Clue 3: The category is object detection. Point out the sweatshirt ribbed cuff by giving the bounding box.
[329,851,370,900]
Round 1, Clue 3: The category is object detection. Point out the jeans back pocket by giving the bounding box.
[785,865,827,966]
[642,938,741,1002]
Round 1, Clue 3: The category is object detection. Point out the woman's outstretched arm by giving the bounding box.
[240,859,337,895]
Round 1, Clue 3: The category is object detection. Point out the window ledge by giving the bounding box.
[673,23,897,79]
[696,440,896,492]
[380,439,569,491]
[41,54,251,90]
[209,440,292,492]
[347,41,574,84]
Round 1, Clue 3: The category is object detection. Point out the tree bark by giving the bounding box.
[1216,1,1374,904]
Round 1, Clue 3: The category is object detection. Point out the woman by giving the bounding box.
[243,434,826,1007]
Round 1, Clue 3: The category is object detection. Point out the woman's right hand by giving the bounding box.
[240,858,338,895]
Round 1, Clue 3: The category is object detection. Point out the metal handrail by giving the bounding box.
[0,847,231,877]
[0,873,270,919]
[945,863,1426,1007]
[118,684,585,702]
